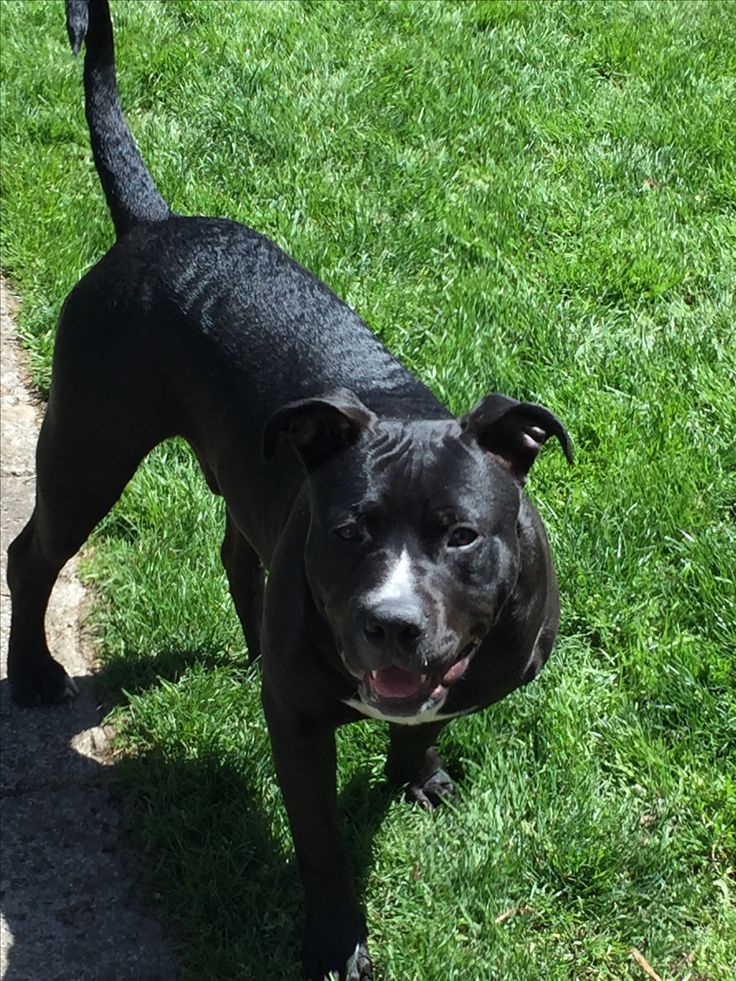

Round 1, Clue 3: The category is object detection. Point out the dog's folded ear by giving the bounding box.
[460,394,573,479]
[262,388,377,470]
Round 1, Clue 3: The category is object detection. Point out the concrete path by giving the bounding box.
[0,279,179,980]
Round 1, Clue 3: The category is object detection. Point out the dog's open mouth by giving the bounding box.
[359,645,475,713]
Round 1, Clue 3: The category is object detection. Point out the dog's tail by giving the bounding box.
[65,0,170,238]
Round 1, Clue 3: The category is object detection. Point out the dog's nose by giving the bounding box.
[363,602,424,653]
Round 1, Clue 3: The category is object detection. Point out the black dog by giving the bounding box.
[6,2,572,978]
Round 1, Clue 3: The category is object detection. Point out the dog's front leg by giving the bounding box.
[263,687,372,981]
[385,721,454,811]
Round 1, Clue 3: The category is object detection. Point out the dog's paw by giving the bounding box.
[304,941,372,981]
[405,767,455,811]
[342,940,373,980]
[9,656,79,708]
[303,941,373,981]
[302,908,372,980]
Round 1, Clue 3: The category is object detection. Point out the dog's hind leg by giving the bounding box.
[220,510,264,664]
[6,400,160,706]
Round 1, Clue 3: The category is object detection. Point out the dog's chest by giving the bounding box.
[343,696,476,727]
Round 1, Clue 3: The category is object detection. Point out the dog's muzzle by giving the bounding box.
[354,642,477,715]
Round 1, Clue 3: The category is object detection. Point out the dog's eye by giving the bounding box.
[447,526,478,548]
[336,522,361,542]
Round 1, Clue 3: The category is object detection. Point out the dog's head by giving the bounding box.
[263,388,572,717]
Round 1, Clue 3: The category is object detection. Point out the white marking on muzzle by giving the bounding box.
[365,547,417,606]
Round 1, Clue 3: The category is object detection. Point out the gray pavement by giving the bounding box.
[0,279,179,980]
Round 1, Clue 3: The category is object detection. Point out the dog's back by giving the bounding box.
[63,0,439,429]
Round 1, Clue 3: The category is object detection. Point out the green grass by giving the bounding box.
[2,0,735,977]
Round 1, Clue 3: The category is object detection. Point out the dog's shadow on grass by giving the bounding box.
[101,648,397,979]
[95,644,229,703]
[1,650,395,980]
[114,748,395,980]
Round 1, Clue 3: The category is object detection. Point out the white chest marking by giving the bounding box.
[343,695,476,726]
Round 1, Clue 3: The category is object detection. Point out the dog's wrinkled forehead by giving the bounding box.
[311,418,516,521]
[367,420,482,489]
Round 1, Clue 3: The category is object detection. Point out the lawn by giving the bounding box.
[1,0,735,978]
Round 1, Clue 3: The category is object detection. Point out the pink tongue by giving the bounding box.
[372,666,424,699]
[441,655,470,686]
